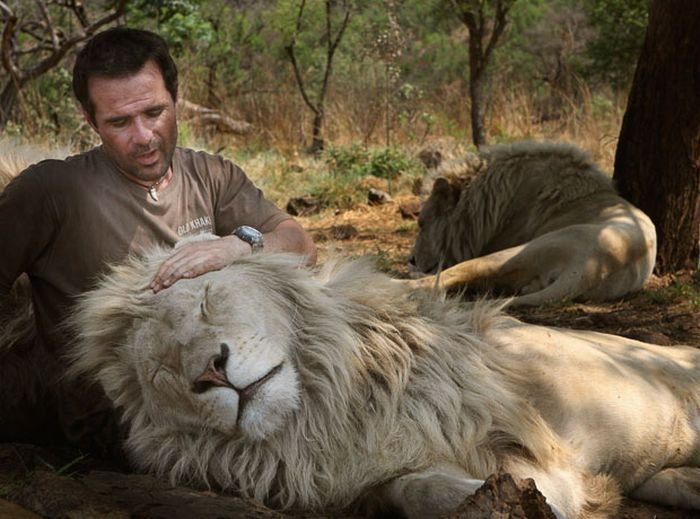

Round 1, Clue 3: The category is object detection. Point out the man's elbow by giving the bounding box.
[271,219,317,266]
[301,234,317,266]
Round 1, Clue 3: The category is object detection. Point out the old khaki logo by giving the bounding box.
[177,216,213,236]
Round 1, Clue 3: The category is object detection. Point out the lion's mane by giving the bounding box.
[67,250,568,511]
[423,141,616,264]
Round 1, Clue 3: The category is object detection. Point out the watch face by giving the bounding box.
[234,225,264,250]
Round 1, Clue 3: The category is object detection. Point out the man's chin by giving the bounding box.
[132,160,168,182]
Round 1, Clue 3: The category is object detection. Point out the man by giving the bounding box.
[0,27,316,447]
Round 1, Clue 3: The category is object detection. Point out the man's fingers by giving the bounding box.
[152,255,207,291]
[150,240,236,292]
[151,249,192,290]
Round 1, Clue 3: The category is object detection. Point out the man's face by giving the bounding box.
[86,60,177,184]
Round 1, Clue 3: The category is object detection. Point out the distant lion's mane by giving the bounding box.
[426,141,615,264]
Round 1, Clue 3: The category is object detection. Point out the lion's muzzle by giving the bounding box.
[192,343,284,421]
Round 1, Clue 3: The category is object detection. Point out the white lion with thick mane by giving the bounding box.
[66,245,700,518]
[408,141,657,306]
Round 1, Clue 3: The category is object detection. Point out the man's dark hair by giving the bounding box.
[73,27,178,124]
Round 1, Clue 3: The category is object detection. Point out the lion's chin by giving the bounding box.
[233,366,302,441]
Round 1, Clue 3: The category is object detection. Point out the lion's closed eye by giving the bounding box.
[200,284,213,323]
[149,360,179,388]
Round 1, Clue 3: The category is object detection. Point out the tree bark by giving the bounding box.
[285,0,350,154]
[469,58,487,148]
[0,79,18,125]
[613,0,700,273]
[310,109,324,154]
[451,0,514,149]
[0,0,127,130]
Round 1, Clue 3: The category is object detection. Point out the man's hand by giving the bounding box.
[150,219,316,293]
[150,236,249,293]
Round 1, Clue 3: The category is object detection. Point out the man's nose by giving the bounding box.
[131,117,154,145]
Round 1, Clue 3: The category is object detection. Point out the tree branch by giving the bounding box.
[22,0,127,83]
[0,1,20,82]
[284,0,320,115]
[35,0,60,52]
[319,0,351,110]
[483,0,514,64]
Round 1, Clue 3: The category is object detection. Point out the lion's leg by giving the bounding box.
[406,243,539,292]
[504,457,620,519]
[630,468,700,509]
[374,462,569,519]
[376,462,486,519]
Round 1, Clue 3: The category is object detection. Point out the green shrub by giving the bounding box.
[325,144,420,180]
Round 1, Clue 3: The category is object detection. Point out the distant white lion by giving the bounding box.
[408,141,657,306]
[66,249,700,518]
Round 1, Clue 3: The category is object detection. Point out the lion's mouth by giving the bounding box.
[192,343,283,419]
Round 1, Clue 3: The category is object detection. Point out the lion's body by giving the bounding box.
[64,249,700,518]
[408,141,657,306]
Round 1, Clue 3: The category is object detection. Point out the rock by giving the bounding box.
[417,137,462,170]
[418,147,444,170]
[0,498,41,519]
[286,195,322,216]
[399,197,422,219]
[358,175,389,192]
[623,329,673,345]
[444,472,556,519]
[9,468,286,519]
[367,188,392,205]
[80,471,284,519]
[11,470,129,518]
[330,224,358,240]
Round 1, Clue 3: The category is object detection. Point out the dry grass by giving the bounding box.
[221,79,628,174]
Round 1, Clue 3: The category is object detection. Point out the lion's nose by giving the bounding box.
[214,343,230,371]
[192,343,232,393]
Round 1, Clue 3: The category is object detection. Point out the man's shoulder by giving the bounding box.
[15,147,107,193]
[175,146,230,167]
[174,146,244,181]
[24,147,103,176]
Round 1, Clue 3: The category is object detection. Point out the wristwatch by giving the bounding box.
[232,225,264,253]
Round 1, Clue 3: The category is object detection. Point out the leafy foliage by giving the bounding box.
[326,144,420,180]
[585,0,651,87]
[4,0,651,151]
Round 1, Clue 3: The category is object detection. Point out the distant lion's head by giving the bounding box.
[409,153,487,274]
[409,176,461,274]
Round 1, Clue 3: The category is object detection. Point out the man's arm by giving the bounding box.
[150,219,316,293]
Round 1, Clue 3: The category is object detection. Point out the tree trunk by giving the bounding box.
[0,80,19,127]
[310,109,325,154]
[469,69,487,148]
[613,0,700,273]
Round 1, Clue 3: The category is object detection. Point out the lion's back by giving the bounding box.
[441,141,621,257]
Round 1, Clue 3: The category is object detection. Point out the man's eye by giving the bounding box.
[146,108,164,118]
[110,119,128,128]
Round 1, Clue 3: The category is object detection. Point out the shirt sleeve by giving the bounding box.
[212,158,291,236]
[0,167,58,294]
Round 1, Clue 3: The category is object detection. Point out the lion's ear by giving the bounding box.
[432,177,458,206]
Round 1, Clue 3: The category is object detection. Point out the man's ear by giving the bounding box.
[83,111,98,132]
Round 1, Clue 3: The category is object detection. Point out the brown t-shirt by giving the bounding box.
[0,146,290,353]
